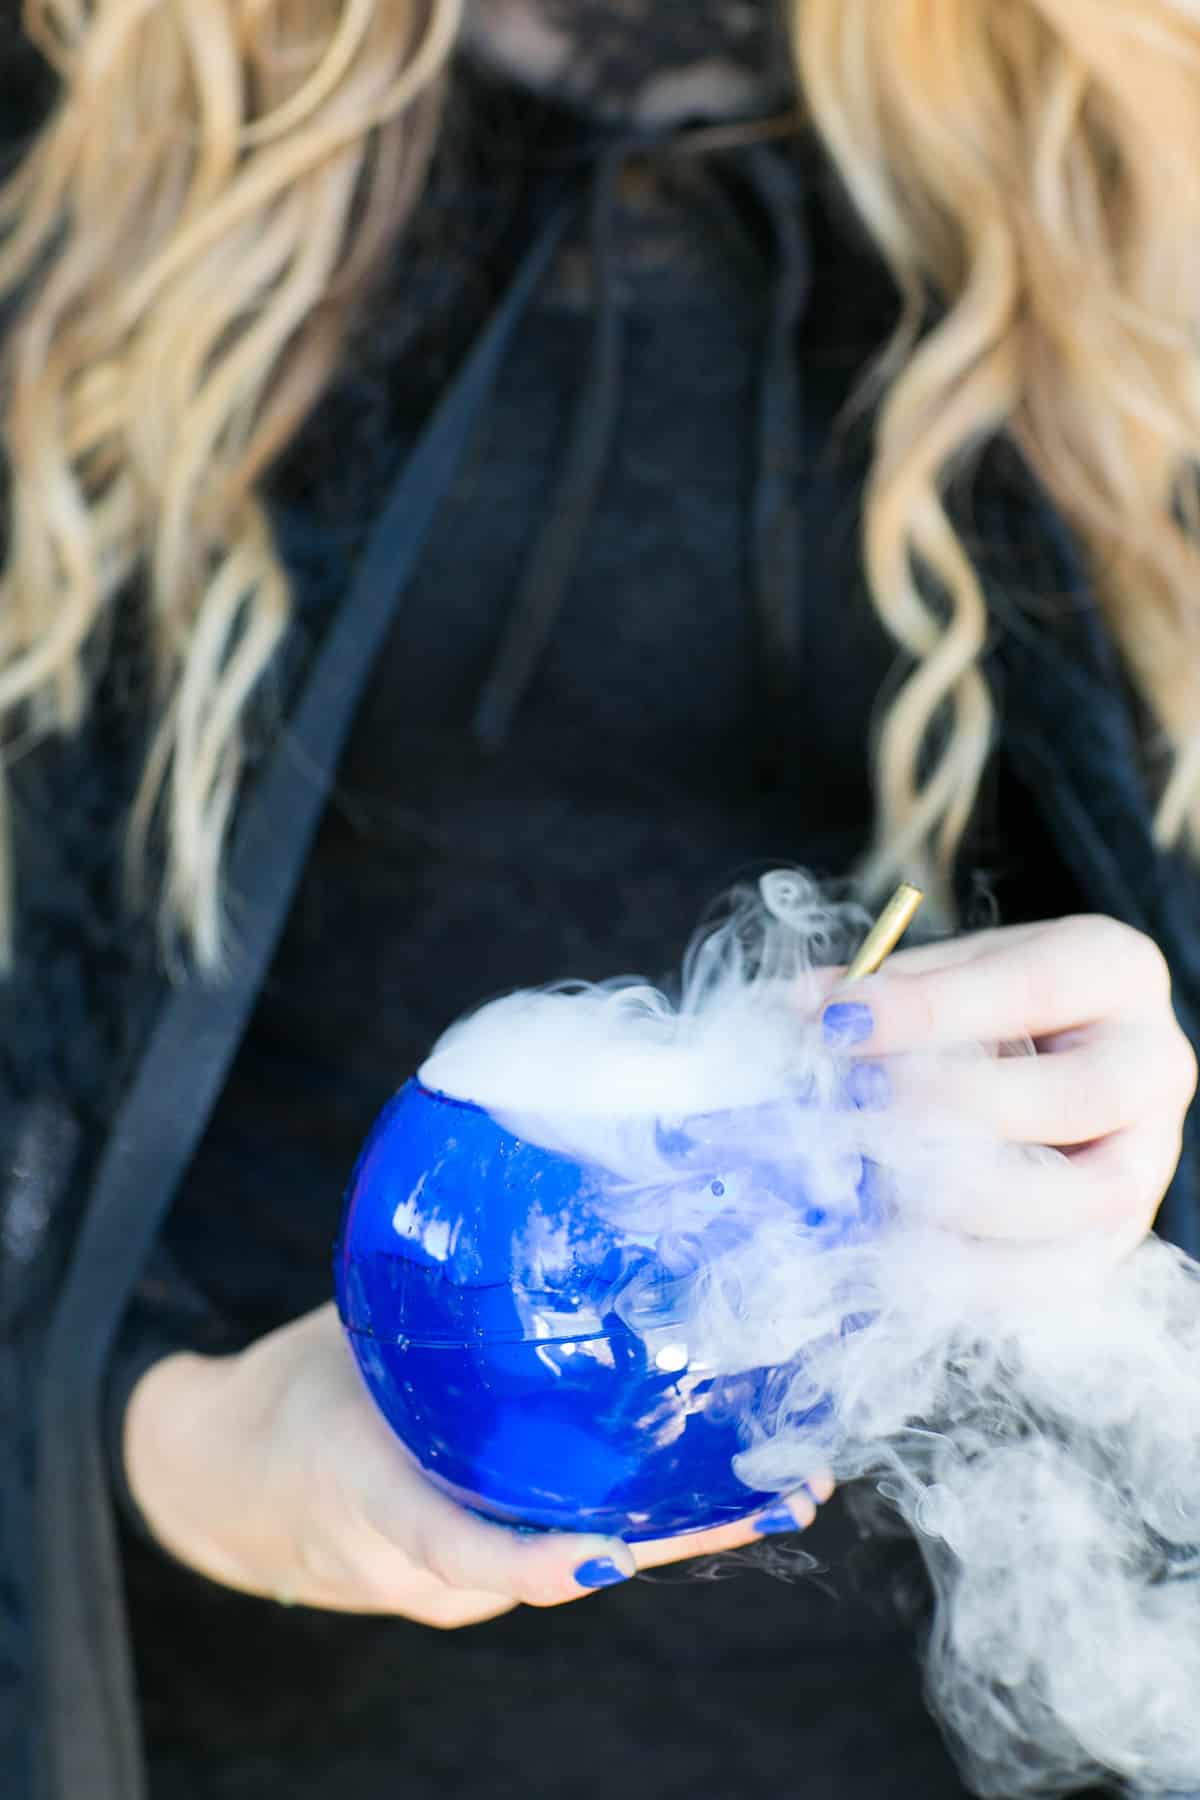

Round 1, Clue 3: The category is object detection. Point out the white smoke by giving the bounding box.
[420,869,1200,1799]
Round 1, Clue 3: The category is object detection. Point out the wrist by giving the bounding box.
[123,1345,262,1591]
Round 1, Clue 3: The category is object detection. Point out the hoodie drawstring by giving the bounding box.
[471,120,816,761]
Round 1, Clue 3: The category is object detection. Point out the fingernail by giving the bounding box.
[752,1502,801,1536]
[574,1556,631,1589]
[822,1002,875,1048]
[844,1060,891,1111]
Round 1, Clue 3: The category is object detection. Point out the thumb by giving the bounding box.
[359,1462,638,1607]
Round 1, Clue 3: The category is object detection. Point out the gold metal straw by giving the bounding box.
[842,882,924,983]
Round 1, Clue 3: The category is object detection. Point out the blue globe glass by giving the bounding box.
[334,1077,880,1541]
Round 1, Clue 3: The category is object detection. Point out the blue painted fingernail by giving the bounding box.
[574,1557,630,1588]
[753,1503,800,1536]
[822,1002,875,1047]
[845,1060,891,1111]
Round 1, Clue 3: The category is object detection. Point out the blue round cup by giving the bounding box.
[334,1077,881,1541]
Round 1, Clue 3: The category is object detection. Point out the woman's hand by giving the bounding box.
[818,913,1198,1248]
[125,1302,831,1628]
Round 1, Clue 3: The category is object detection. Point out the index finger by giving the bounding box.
[374,1447,830,1609]
[820,915,1170,1052]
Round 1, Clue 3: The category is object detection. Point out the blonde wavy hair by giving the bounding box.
[2,0,1200,970]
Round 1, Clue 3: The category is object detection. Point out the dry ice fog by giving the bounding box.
[421,870,1200,1798]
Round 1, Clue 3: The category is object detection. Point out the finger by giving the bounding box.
[404,1484,828,1602]
[822,915,1173,1053]
[807,924,1052,1005]
[1059,1114,1189,1239]
[366,1453,831,1604]
[335,1560,519,1627]
[803,1468,837,1505]
[859,919,1052,976]
[420,1513,640,1609]
[630,1484,823,1573]
[356,1453,638,1608]
[882,1125,1164,1240]
[886,1019,1197,1148]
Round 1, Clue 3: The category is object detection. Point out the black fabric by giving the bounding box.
[473,146,629,748]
